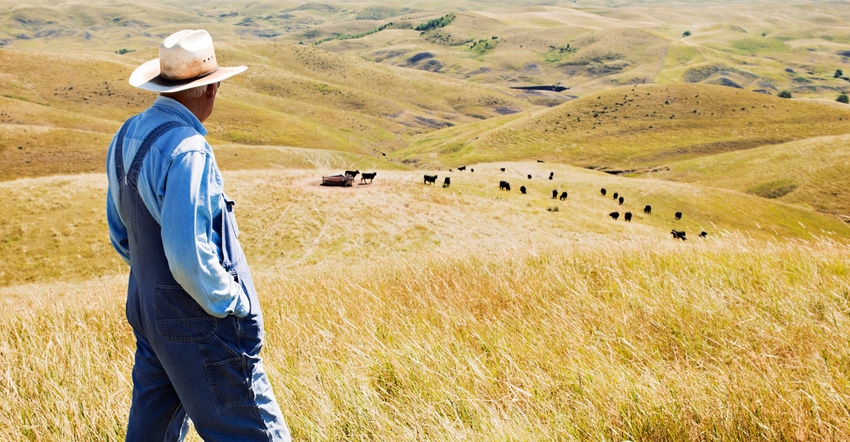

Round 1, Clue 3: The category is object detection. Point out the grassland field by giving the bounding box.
[2,0,850,440]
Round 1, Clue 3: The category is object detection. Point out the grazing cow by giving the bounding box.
[609,211,620,221]
[344,169,360,178]
[618,196,624,205]
[601,188,607,196]
[442,176,451,188]
[470,168,474,172]
[559,191,568,201]
[500,167,506,172]
[549,172,554,180]
[644,204,652,214]
[613,192,619,200]
[424,174,438,185]
[552,189,558,199]
[360,172,377,184]
[675,211,683,220]
[699,231,708,238]
[499,180,511,191]
[527,174,532,179]
[624,212,632,222]
[520,186,527,194]
[458,166,467,171]
[671,230,687,240]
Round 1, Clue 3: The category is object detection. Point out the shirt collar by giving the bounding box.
[151,95,208,136]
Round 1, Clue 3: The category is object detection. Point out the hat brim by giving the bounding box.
[129,58,247,93]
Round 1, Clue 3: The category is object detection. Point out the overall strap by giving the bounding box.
[125,121,185,189]
[114,116,136,186]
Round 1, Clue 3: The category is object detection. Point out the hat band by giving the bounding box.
[158,67,220,85]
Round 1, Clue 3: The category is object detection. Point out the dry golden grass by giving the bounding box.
[3,235,850,440]
[3,1,850,439]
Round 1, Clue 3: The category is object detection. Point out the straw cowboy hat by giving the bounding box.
[129,29,247,93]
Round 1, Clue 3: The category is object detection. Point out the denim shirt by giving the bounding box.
[106,96,249,318]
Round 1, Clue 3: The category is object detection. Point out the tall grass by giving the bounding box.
[3,238,849,440]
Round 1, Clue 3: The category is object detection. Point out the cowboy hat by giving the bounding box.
[129,29,247,93]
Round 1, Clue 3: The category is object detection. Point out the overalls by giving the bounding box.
[114,119,290,441]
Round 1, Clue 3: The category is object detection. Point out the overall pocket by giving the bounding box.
[153,284,216,342]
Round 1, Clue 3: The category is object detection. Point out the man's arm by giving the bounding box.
[160,150,249,318]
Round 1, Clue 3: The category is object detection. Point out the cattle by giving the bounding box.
[344,169,360,178]
[609,211,620,221]
[360,172,376,184]
[549,172,554,180]
[470,168,474,172]
[613,192,619,200]
[618,196,624,205]
[442,176,451,188]
[520,185,527,194]
[675,211,683,220]
[699,231,708,238]
[527,174,532,179]
[458,166,467,171]
[500,167,506,172]
[644,204,652,214]
[552,189,558,199]
[559,191,568,201]
[624,211,632,222]
[671,229,687,240]
[499,180,511,191]
[601,188,607,196]
[424,174,438,185]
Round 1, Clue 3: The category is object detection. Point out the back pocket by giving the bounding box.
[154,284,216,342]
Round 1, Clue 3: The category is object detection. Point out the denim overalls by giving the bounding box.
[114,119,290,441]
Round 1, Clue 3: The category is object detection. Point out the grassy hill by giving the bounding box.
[3,2,850,439]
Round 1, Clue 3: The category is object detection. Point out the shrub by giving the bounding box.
[747,179,798,199]
[835,69,844,78]
[682,30,691,37]
[778,90,792,98]
[838,94,849,104]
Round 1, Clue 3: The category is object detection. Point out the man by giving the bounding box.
[106,29,290,441]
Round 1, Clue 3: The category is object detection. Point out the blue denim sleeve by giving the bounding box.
[106,179,131,266]
[160,149,249,319]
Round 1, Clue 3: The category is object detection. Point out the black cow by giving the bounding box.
[500,167,506,172]
[671,230,687,240]
[552,189,558,199]
[618,196,624,205]
[442,176,451,188]
[499,180,511,191]
[601,188,607,196]
[609,211,620,221]
[549,172,554,180]
[360,172,376,184]
[527,174,532,179]
[520,186,527,194]
[344,169,360,178]
[624,212,632,222]
[424,174,438,185]
[559,191,568,201]
[675,211,683,220]
[699,231,708,238]
[613,192,619,200]
[458,166,467,171]
[644,205,652,214]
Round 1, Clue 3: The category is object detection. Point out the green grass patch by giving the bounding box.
[747,179,799,198]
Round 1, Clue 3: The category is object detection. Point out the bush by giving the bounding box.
[778,90,792,99]
[682,30,691,37]
[835,69,844,78]
[838,94,849,104]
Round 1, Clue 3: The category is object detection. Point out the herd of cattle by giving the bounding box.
[423,166,708,241]
[333,167,707,240]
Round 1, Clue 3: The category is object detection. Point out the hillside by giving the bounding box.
[402,83,850,169]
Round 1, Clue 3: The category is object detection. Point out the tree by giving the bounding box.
[838,94,849,104]
[778,90,792,99]
[835,69,844,78]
